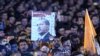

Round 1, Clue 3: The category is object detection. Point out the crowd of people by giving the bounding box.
[0,0,100,56]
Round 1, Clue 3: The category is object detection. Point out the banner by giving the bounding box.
[31,12,56,41]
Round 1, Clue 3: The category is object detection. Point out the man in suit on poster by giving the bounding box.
[37,19,53,42]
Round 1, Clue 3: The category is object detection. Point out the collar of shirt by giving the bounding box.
[39,32,49,40]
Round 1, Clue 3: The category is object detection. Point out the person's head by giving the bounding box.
[62,4,68,12]
[77,12,83,17]
[1,12,8,21]
[9,16,16,24]
[77,0,84,5]
[70,24,78,33]
[58,28,65,36]
[17,3,25,13]
[0,30,5,37]
[21,18,28,27]
[37,19,50,35]
[41,1,48,8]
[77,17,83,25]
[64,30,71,37]
[70,34,80,45]
[5,43,11,51]
[54,43,60,49]
[9,39,18,52]
[1,38,8,45]
[18,39,29,52]
[14,24,23,33]
[62,40,71,49]
[40,45,49,53]
[25,26,31,34]
[0,45,6,56]
[17,34,27,41]
[92,15,99,26]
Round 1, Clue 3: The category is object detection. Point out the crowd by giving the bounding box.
[0,0,100,56]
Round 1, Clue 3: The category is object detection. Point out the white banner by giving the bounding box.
[31,11,56,41]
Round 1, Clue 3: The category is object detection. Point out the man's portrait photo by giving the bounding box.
[31,12,56,42]
[37,19,52,42]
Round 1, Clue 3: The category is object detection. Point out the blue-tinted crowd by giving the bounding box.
[0,0,100,56]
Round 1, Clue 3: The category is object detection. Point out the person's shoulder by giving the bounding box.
[46,32,52,37]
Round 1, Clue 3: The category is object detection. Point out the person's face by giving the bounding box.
[59,28,65,36]
[1,13,8,20]
[11,44,18,52]
[17,25,23,31]
[73,38,80,44]
[53,38,60,43]
[63,4,67,12]
[71,26,78,33]
[41,1,47,8]
[19,42,28,52]
[77,0,83,5]
[0,31,5,37]
[92,16,99,26]
[21,18,28,26]
[37,20,49,34]
[40,46,49,53]
[9,17,15,24]
[63,16,68,22]
[77,12,82,17]
[67,16,72,21]
[1,39,8,45]
[27,10,32,16]
[77,17,83,25]
[25,27,31,34]
[63,41,71,49]
[64,30,71,37]
[17,4,25,13]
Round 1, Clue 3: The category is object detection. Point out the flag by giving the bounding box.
[84,9,97,54]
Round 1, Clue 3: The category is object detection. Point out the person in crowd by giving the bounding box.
[21,17,28,29]
[0,0,99,55]
[0,45,7,56]
[18,39,29,53]
[0,30,5,40]
[9,39,18,53]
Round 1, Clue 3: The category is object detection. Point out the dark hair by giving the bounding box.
[18,39,28,45]
[9,39,17,45]
[21,17,27,20]
[43,19,50,26]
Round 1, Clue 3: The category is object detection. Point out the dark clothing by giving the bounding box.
[21,52,33,56]
[41,32,52,42]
